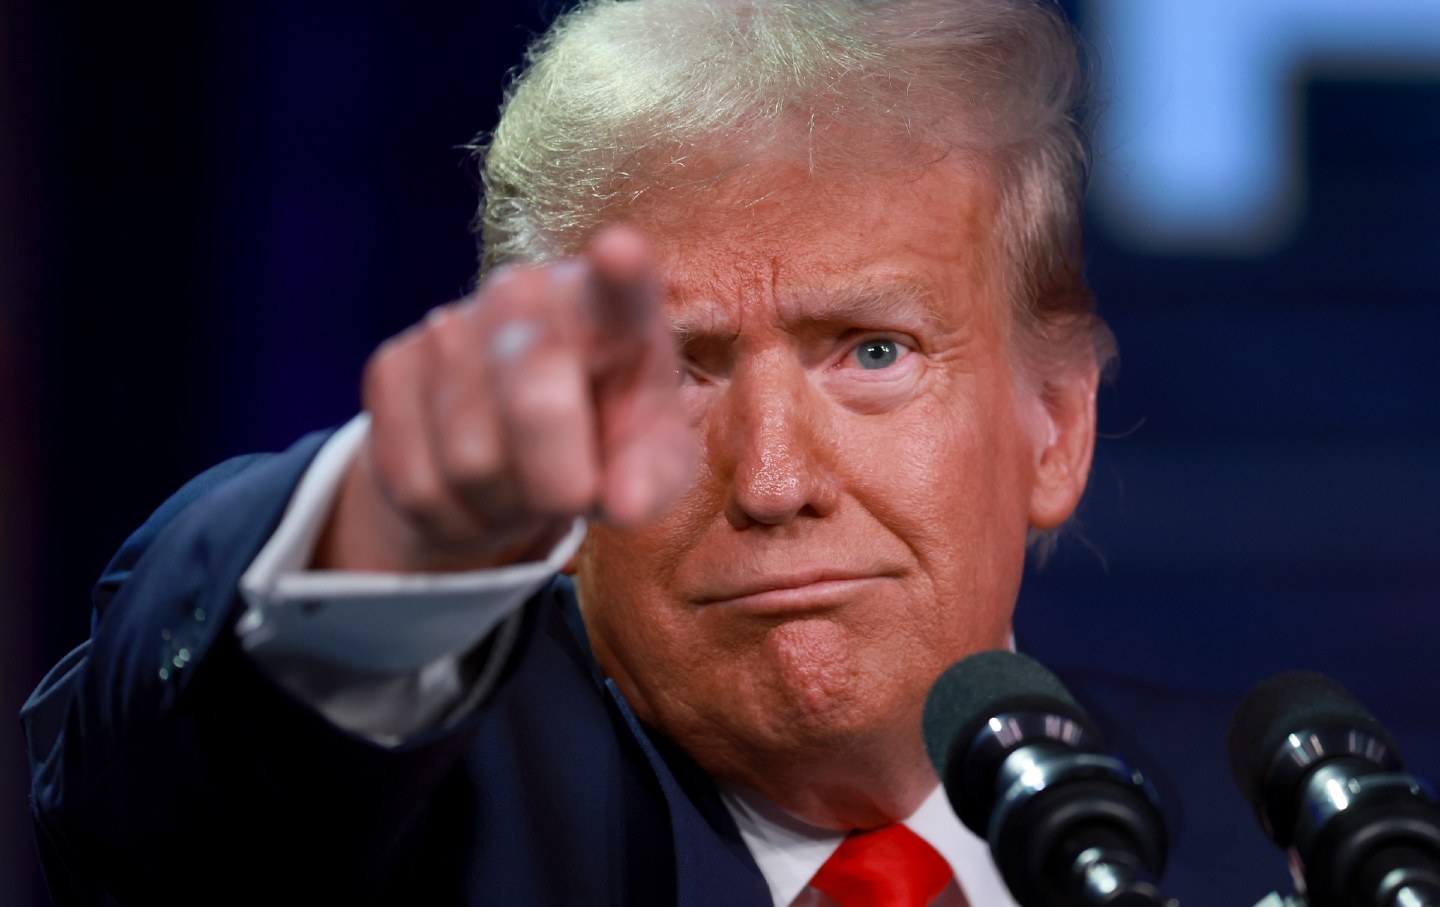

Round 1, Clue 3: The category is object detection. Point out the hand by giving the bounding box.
[313,226,696,572]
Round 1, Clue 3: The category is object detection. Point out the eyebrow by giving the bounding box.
[667,277,946,341]
[789,279,944,333]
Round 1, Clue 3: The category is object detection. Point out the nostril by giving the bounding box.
[725,432,841,528]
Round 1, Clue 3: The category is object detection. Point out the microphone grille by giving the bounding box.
[923,650,1094,777]
[1225,670,1397,808]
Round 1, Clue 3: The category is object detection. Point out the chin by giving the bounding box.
[687,694,938,829]
[690,667,925,785]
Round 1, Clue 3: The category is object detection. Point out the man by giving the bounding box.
[25,0,1111,903]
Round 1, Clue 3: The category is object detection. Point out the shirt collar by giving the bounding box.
[718,783,1017,907]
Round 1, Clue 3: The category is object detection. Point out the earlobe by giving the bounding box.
[1027,361,1099,530]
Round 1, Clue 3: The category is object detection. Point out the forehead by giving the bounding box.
[624,158,1009,331]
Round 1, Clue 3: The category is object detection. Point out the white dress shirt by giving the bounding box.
[234,416,1017,903]
[722,783,1018,906]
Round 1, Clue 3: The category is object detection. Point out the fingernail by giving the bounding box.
[548,259,588,290]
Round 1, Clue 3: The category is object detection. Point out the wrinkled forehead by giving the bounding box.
[617,153,1017,334]
[605,118,996,223]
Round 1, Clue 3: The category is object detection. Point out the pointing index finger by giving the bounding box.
[583,225,667,370]
[579,226,696,526]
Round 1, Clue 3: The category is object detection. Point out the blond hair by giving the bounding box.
[475,0,1113,373]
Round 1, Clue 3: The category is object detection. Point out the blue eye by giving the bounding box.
[854,339,901,370]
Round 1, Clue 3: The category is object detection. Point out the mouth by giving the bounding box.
[694,571,895,614]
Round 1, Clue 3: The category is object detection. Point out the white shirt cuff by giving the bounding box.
[236,413,587,674]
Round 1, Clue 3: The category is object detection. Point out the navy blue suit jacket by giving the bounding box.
[24,432,1301,905]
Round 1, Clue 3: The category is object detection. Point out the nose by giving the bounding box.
[712,359,840,529]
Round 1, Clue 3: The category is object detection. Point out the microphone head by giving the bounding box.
[922,650,1098,803]
[926,651,1171,903]
[1226,671,1399,828]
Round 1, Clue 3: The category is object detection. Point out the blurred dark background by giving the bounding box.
[2,1,1437,903]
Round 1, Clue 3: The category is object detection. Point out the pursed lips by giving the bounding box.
[691,568,897,612]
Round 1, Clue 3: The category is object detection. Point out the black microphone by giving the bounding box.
[1227,671,1440,907]
[923,650,1170,906]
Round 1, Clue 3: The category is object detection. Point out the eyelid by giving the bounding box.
[679,358,714,386]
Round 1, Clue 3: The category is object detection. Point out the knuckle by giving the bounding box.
[509,379,584,429]
[432,384,505,484]
[476,262,521,297]
[383,473,470,543]
[385,479,441,524]
[370,443,442,518]
[361,350,394,408]
[502,351,588,422]
[427,304,485,362]
[437,431,504,489]
[520,463,598,516]
[479,262,586,336]
[362,331,422,409]
[477,263,546,312]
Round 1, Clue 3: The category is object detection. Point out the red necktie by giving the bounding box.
[808,824,960,907]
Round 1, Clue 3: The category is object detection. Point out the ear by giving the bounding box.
[1027,359,1099,530]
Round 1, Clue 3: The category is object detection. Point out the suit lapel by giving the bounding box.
[555,578,774,905]
[603,678,774,907]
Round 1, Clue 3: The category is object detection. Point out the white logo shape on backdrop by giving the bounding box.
[1086,0,1440,254]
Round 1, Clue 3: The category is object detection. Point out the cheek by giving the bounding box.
[866,397,1025,512]
[575,522,683,638]
[849,382,1035,598]
[573,502,713,689]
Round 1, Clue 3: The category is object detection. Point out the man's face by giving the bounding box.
[575,158,1092,824]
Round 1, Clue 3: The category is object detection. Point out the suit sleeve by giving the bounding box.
[20,431,522,905]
